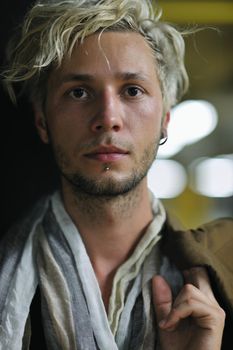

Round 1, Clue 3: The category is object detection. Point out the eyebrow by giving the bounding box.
[59,72,149,84]
[116,72,149,82]
[59,74,94,83]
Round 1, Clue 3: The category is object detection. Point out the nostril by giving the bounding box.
[93,124,120,132]
[91,115,123,133]
[113,125,120,132]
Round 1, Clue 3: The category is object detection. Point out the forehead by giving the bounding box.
[56,31,158,79]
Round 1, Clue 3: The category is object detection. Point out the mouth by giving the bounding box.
[84,145,129,162]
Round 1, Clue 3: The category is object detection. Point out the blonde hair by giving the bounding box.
[2,0,189,111]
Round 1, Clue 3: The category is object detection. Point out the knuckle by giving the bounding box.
[186,296,195,307]
[217,307,226,321]
[183,283,195,294]
[210,305,226,327]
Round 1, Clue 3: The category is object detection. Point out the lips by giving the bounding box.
[84,145,129,162]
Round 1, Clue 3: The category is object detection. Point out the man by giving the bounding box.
[1,0,232,349]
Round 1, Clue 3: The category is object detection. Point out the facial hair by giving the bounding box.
[52,135,160,199]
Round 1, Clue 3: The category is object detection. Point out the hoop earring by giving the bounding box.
[159,131,168,145]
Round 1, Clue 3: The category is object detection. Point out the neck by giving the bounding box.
[61,178,153,309]
[62,177,152,226]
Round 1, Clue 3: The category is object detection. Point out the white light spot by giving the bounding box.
[189,155,233,197]
[148,160,187,198]
[158,100,218,158]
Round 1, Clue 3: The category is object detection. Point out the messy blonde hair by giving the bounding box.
[2,0,189,111]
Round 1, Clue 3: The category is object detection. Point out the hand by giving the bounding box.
[152,267,225,350]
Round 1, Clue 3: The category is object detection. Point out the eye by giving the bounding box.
[69,87,89,100]
[124,86,144,97]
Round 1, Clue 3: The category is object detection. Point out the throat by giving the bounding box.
[64,180,146,225]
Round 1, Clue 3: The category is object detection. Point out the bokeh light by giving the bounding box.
[148,159,187,198]
[158,100,218,158]
[189,155,233,197]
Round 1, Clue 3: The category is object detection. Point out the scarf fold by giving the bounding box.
[0,191,183,350]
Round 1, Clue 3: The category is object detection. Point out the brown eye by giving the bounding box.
[125,86,143,97]
[69,88,89,100]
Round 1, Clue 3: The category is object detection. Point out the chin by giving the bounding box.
[62,170,145,197]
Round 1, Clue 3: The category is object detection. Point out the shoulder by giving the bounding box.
[161,217,233,319]
[161,217,233,270]
[186,217,233,254]
[192,217,233,242]
[191,218,233,271]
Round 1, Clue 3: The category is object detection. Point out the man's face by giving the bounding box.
[35,31,169,197]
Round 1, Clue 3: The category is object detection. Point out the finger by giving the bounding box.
[159,296,225,331]
[173,283,213,309]
[152,275,173,323]
[183,267,217,302]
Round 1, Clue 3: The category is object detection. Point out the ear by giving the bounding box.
[34,104,49,144]
[162,111,170,132]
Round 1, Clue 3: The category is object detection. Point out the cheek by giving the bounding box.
[46,104,88,144]
[46,120,86,162]
[128,102,163,133]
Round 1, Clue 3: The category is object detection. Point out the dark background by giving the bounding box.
[1,1,59,234]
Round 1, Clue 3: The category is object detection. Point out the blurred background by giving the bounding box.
[149,0,233,227]
[0,0,233,234]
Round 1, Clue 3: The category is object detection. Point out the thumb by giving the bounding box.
[152,275,173,323]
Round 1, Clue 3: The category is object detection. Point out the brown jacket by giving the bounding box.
[161,217,233,349]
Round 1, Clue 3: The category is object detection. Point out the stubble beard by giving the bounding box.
[54,138,160,200]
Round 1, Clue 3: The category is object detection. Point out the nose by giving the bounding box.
[90,89,124,133]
